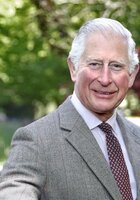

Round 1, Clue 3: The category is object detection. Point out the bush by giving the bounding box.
[0,120,22,162]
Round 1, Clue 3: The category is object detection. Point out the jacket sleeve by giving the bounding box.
[0,126,47,200]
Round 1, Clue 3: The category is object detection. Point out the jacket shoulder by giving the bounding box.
[117,113,140,141]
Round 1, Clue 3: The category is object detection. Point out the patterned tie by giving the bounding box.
[98,122,133,200]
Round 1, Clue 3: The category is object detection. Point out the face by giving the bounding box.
[68,32,138,121]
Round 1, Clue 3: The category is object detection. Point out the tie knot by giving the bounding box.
[98,122,112,133]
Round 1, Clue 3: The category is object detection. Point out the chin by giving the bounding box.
[94,107,115,114]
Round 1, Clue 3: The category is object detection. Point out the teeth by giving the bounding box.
[94,90,114,95]
[99,91,110,95]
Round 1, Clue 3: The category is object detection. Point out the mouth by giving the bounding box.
[93,90,117,98]
[95,90,115,95]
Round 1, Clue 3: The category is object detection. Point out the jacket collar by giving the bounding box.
[58,97,122,199]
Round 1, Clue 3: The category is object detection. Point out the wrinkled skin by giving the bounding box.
[68,32,139,121]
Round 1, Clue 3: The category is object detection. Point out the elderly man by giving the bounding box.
[0,18,140,200]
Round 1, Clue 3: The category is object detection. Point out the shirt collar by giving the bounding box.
[71,92,118,132]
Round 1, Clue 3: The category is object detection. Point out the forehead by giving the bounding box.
[82,32,129,62]
[85,31,128,46]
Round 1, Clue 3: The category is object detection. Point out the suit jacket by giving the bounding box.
[0,97,140,200]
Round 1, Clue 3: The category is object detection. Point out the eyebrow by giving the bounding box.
[86,58,102,62]
[86,58,127,65]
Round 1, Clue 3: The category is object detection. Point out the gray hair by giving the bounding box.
[68,18,139,73]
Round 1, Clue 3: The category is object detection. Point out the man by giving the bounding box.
[0,18,140,200]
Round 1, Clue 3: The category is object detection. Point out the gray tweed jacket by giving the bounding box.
[0,97,140,200]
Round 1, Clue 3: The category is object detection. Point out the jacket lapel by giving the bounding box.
[59,98,122,200]
[117,115,140,200]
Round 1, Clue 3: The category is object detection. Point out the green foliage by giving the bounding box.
[0,0,140,118]
[0,121,22,162]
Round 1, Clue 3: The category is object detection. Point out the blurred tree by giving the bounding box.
[0,0,140,119]
[0,0,70,118]
[132,47,140,99]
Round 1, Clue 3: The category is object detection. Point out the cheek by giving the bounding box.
[75,69,94,95]
[77,69,92,87]
[79,69,95,84]
[116,73,130,91]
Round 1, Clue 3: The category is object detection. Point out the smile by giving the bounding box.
[94,90,115,95]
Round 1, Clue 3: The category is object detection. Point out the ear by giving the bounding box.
[67,57,77,82]
[129,64,139,88]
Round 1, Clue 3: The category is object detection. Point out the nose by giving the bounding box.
[98,66,112,86]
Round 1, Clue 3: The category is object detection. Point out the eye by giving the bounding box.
[110,63,124,71]
[89,62,102,69]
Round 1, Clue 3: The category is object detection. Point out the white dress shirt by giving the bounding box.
[71,92,137,199]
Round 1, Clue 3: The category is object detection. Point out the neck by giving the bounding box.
[93,111,114,122]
